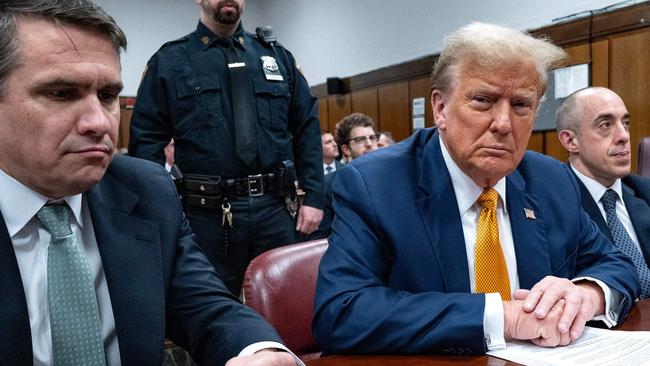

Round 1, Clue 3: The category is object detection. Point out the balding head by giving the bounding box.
[557,87,631,186]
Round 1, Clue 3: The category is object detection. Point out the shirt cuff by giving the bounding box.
[572,276,620,327]
[238,341,305,366]
[483,292,506,350]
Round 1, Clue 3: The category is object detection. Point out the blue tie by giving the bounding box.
[37,204,106,365]
[601,189,650,299]
[325,165,333,175]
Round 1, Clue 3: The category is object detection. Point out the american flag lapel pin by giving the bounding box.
[524,208,536,220]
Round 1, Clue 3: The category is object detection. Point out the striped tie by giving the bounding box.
[475,188,511,301]
[601,189,650,299]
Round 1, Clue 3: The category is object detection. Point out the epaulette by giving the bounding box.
[159,33,192,49]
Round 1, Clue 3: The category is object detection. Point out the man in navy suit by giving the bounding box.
[313,23,640,356]
[557,87,650,299]
[0,1,299,365]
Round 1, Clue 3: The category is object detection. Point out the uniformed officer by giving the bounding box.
[129,0,324,295]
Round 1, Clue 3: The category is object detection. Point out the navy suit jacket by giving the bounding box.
[0,155,282,366]
[313,128,639,356]
[574,170,650,265]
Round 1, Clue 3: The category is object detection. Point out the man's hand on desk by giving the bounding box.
[226,349,297,366]
[504,297,572,347]
[512,276,605,341]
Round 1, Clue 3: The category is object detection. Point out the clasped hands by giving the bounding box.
[503,276,605,347]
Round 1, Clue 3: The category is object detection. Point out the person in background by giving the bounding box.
[322,132,342,175]
[128,0,324,295]
[313,22,639,356]
[0,1,301,365]
[310,113,378,239]
[557,86,650,299]
[336,113,379,163]
[377,131,395,148]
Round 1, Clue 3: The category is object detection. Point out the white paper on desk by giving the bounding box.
[487,326,650,366]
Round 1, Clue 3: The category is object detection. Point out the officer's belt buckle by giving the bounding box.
[248,174,264,197]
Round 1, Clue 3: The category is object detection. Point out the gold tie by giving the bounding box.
[475,188,511,300]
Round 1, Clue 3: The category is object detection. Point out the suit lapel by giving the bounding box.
[0,213,33,365]
[573,169,615,243]
[506,170,552,290]
[622,183,650,263]
[87,171,165,365]
[416,133,471,293]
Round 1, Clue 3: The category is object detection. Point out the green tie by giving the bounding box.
[37,204,106,366]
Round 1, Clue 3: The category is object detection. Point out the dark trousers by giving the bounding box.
[186,194,299,295]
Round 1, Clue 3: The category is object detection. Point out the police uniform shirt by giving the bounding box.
[129,21,324,209]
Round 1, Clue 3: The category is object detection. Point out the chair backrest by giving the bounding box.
[639,137,650,178]
[241,239,328,360]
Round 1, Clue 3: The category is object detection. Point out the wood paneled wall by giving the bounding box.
[319,78,434,140]
[311,2,650,172]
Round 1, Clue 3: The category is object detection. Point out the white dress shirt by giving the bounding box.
[571,167,642,253]
[323,162,337,175]
[439,137,616,350]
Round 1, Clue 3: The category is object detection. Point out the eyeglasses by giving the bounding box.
[348,134,379,145]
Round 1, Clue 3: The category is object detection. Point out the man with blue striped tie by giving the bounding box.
[557,86,650,299]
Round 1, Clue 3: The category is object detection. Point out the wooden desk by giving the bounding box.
[306,299,650,366]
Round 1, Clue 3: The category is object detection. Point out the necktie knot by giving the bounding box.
[325,165,333,174]
[216,36,234,48]
[478,188,499,211]
[601,189,618,211]
[37,204,73,239]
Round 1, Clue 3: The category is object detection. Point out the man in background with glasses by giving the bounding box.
[336,113,380,163]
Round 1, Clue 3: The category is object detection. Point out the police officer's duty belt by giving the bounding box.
[183,173,282,209]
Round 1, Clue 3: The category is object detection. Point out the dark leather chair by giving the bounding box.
[639,137,650,178]
[241,239,328,361]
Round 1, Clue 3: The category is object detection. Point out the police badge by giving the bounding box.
[260,56,283,81]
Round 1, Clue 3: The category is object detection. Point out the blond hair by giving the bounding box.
[430,22,567,97]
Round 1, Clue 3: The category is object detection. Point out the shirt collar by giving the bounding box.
[570,165,623,202]
[439,135,508,215]
[0,168,84,237]
[196,21,247,50]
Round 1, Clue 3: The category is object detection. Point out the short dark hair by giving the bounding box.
[0,0,127,97]
[334,113,376,147]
